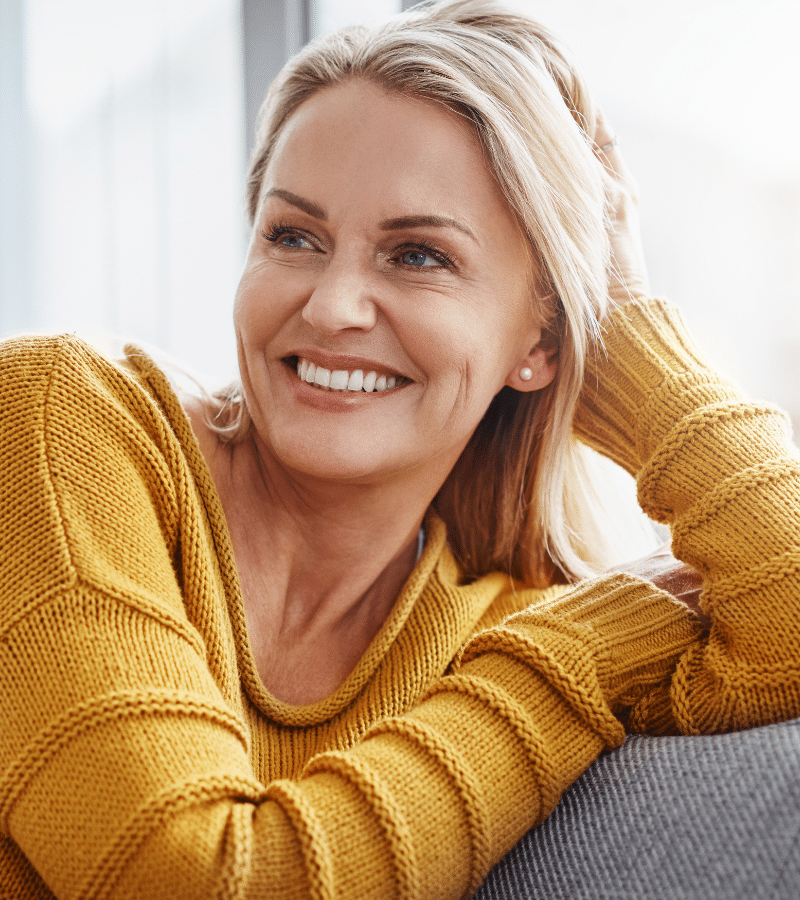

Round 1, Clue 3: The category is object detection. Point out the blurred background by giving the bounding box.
[2,0,799,429]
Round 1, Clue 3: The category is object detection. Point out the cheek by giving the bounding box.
[233,289,262,342]
[233,260,261,324]
[403,291,523,391]
[233,267,286,348]
[399,306,472,383]
[232,285,249,339]
[235,259,318,345]
[405,312,507,421]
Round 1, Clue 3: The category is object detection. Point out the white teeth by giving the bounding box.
[329,369,348,390]
[295,358,399,393]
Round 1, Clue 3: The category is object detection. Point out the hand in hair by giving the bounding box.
[594,109,651,308]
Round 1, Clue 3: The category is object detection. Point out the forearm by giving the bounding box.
[3,586,614,900]
[244,659,611,900]
[574,298,800,731]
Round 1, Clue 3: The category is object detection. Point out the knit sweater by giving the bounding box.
[1,299,798,900]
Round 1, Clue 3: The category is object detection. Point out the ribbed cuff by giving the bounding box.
[463,573,702,721]
[575,298,743,476]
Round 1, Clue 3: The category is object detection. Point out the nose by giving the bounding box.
[301,257,378,334]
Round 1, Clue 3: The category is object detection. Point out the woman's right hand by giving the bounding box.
[593,109,651,308]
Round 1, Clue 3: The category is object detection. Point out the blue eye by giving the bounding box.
[262,224,314,249]
[279,233,311,249]
[395,241,455,269]
[402,249,437,267]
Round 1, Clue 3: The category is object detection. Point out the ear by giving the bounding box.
[505,344,558,392]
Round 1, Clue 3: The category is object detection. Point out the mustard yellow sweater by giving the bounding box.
[1,299,799,900]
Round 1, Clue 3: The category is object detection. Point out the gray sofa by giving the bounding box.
[476,719,800,899]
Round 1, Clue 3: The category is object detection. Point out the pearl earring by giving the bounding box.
[519,366,533,382]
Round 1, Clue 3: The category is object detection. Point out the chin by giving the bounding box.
[271,430,407,485]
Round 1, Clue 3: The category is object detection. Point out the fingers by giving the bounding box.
[592,108,619,166]
[592,108,617,153]
[590,108,650,308]
[592,108,637,199]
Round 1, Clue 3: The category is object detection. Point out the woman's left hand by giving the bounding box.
[593,109,651,308]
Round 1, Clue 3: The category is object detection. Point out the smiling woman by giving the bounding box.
[234,81,548,491]
[2,1,800,899]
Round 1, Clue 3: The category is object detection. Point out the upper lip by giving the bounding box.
[285,349,408,379]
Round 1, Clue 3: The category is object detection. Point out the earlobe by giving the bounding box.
[506,346,558,392]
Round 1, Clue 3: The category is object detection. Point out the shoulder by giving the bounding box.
[0,331,117,372]
[0,332,193,529]
[1,332,146,413]
[473,581,573,633]
[0,334,120,448]
[0,333,77,398]
[0,333,194,452]
[0,335,198,605]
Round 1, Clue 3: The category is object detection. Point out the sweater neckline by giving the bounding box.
[122,346,496,728]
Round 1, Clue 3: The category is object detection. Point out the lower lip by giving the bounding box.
[283,363,405,410]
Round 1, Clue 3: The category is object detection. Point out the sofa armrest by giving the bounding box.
[476,719,800,899]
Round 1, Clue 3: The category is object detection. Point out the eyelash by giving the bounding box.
[260,221,457,270]
[261,222,310,245]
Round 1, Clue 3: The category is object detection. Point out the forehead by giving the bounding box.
[273,79,479,158]
[261,79,525,245]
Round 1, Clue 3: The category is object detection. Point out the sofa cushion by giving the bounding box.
[475,719,800,899]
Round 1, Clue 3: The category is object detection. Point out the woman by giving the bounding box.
[1,1,798,897]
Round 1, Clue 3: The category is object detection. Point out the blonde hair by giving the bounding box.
[208,0,613,587]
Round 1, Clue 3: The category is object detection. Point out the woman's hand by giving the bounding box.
[593,110,651,308]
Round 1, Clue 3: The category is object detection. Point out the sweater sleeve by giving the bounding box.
[473,298,800,737]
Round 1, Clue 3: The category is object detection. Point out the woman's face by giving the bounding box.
[234,79,553,488]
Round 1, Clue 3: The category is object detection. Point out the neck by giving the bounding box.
[183,394,446,704]
[211,426,439,643]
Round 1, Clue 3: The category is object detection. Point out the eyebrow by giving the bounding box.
[265,188,327,220]
[265,188,476,242]
[379,214,476,242]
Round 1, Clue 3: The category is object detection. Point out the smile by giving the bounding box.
[295,357,403,393]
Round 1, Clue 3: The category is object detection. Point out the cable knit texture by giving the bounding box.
[0,298,798,899]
